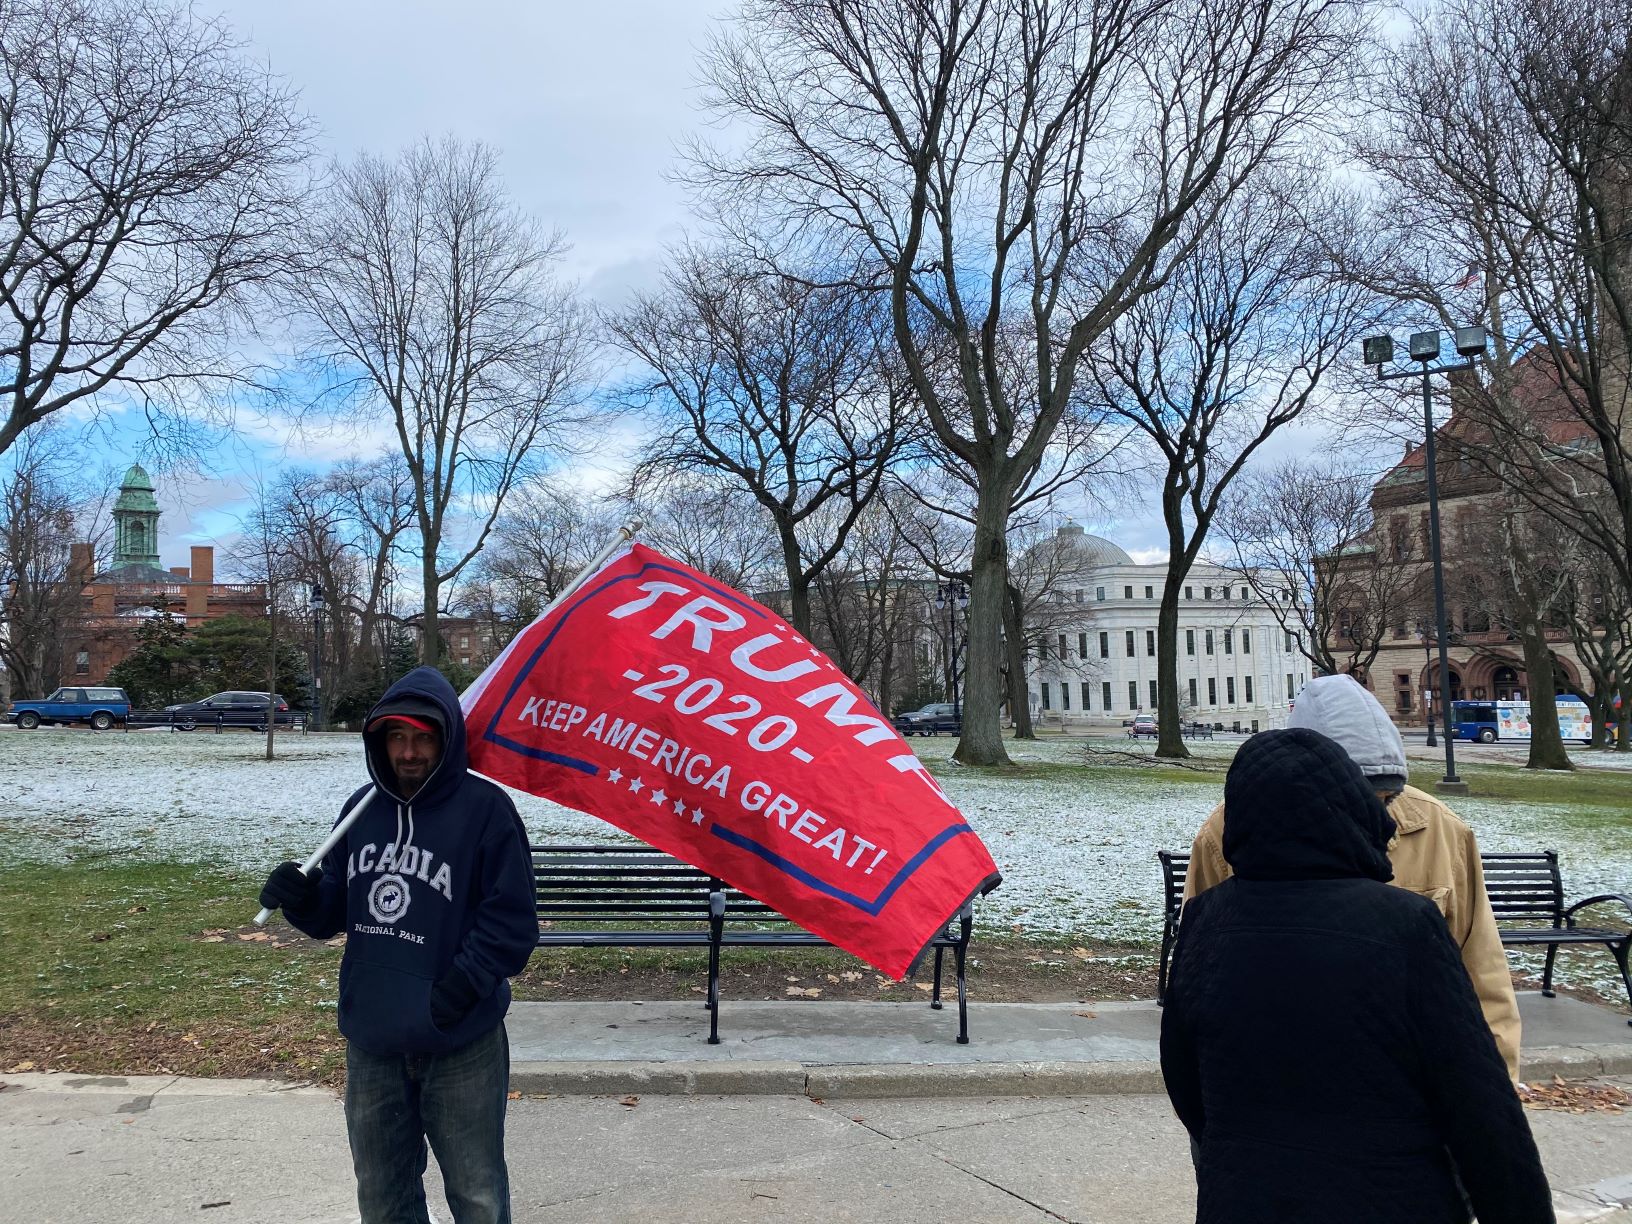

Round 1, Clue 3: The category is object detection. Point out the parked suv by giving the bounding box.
[5,686,131,730]
[892,702,962,736]
[163,691,293,731]
[1128,713,1159,738]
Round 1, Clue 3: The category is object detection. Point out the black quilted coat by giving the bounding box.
[1160,728,1553,1224]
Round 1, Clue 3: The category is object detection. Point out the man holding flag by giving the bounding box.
[259,667,537,1224]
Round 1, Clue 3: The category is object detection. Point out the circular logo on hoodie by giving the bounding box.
[368,873,412,924]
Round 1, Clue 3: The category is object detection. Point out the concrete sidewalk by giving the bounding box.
[504,989,1632,1097]
[2,1072,1629,1223]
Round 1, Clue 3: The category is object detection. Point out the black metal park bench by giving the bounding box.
[1156,848,1632,1021]
[530,843,976,1045]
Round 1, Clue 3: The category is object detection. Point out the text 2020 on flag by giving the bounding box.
[461,541,1001,978]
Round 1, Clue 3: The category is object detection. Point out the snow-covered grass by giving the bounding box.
[4,727,1629,970]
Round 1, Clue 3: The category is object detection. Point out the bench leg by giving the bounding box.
[1542,943,1560,998]
[1613,942,1632,1027]
[1157,921,1175,1006]
[706,939,722,1044]
[930,945,945,1010]
[954,939,970,1045]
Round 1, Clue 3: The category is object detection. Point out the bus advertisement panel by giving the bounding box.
[1452,698,1593,744]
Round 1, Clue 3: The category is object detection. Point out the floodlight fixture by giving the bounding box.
[1409,330,1442,361]
[1453,325,1488,357]
[1362,335,1394,365]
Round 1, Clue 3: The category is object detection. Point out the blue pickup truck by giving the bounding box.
[5,686,131,730]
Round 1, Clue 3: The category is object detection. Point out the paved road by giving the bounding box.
[2,1074,1629,1223]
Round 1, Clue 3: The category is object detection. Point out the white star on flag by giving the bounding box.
[690,807,706,825]
[606,768,623,785]
[628,776,644,794]
[649,788,667,806]
[673,797,687,816]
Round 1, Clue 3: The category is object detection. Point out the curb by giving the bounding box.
[1521,1045,1632,1083]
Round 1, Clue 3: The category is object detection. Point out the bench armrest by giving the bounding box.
[1564,893,1632,927]
[709,891,726,919]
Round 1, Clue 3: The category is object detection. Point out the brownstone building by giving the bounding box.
[65,464,266,682]
[1328,365,1596,726]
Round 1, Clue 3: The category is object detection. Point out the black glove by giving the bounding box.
[430,965,481,1029]
[260,861,317,913]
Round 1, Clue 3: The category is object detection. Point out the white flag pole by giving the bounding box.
[253,520,643,926]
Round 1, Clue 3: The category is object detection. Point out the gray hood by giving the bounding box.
[1285,674,1408,790]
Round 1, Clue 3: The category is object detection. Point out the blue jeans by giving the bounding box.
[344,1022,511,1224]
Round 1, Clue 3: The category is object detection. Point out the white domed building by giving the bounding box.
[1025,524,1310,731]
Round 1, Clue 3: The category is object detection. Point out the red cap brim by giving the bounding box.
[368,713,439,735]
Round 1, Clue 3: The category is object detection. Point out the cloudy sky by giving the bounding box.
[85,0,1379,572]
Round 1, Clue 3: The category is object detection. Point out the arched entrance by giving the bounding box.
[1493,665,1524,701]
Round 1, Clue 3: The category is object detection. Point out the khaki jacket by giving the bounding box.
[1183,784,1521,1082]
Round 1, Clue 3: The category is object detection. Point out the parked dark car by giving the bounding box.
[163,691,293,731]
[892,702,962,736]
[5,686,131,730]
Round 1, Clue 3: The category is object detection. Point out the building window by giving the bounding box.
[1129,680,1139,709]
[1226,676,1236,704]
[1125,630,1135,657]
[1061,683,1071,710]
[1124,584,1134,599]
[1205,630,1214,655]
[75,650,90,675]
[1245,675,1254,703]
[1149,679,1158,707]
[1099,631,1109,659]
[1145,629,1156,657]
[1186,629,1195,655]
[1203,585,1212,599]
[460,635,470,649]
[1224,629,1233,655]
[1041,683,1051,710]
[1078,632,1088,659]
[1102,681,1112,711]
[1188,678,1198,707]
[1075,590,1083,603]
[1185,585,1193,600]
[1207,677,1217,705]
[1242,631,1251,655]
[1144,585,1153,599]
[1285,629,1297,652]
[1081,682,1092,710]
[1239,586,1249,600]
[461,656,471,666]
[1096,585,1105,601]
[1286,672,1296,700]
[1059,633,1068,660]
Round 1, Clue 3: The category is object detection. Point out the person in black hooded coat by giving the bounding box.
[1160,727,1552,1224]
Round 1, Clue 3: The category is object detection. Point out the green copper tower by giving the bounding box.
[112,463,162,572]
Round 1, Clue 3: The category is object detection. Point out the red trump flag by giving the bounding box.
[461,541,1000,978]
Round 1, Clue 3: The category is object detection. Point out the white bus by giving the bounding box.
[1452,697,1593,744]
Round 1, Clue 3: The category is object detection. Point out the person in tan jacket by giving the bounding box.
[1183,674,1522,1082]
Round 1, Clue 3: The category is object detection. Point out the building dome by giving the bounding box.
[1054,522,1133,568]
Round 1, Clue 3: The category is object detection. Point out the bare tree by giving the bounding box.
[290,136,592,665]
[1219,458,1424,677]
[325,455,418,696]
[0,0,313,458]
[608,243,912,636]
[617,479,783,594]
[1091,173,1379,757]
[0,426,108,696]
[692,0,1367,764]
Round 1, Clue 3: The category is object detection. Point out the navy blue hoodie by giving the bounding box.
[283,667,537,1056]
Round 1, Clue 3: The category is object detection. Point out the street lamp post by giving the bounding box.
[935,580,969,719]
[1364,326,1486,793]
[1417,625,1437,748]
[309,583,325,733]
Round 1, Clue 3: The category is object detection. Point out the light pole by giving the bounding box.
[309,583,325,732]
[935,580,969,718]
[1417,624,1437,748]
[1364,326,1487,794]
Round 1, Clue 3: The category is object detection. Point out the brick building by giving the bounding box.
[65,464,266,682]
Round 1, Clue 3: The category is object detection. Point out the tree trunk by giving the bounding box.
[420,555,441,666]
[1589,691,1609,749]
[1004,582,1035,740]
[1518,622,1572,770]
[777,525,810,638]
[1617,684,1630,752]
[265,591,278,762]
[1154,574,1189,758]
[953,503,1011,767]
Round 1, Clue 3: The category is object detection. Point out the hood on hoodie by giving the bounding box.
[364,666,469,805]
[1286,674,1409,792]
[1223,727,1396,883]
